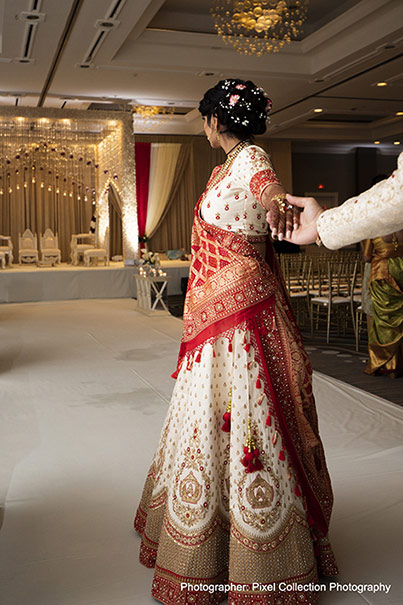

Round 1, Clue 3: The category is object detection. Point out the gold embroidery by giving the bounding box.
[179,471,202,504]
[245,473,273,509]
[173,422,211,526]
[237,421,281,530]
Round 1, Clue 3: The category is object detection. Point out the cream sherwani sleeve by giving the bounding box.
[316,152,403,250]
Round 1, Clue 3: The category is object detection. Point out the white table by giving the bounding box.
[159,260,190,295]
[134,272,171,315]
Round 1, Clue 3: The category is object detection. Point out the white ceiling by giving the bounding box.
[0,0,402,150]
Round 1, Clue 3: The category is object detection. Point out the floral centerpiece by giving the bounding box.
[141,250,160,268]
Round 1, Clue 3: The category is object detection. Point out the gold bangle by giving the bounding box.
[272,193,287,214]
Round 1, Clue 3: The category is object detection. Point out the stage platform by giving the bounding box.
[0,260,190,303]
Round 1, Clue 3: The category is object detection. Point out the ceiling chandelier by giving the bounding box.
[211,0,309,56]
[132,105,175,131]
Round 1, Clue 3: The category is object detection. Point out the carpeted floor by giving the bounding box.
[0,299,402,604]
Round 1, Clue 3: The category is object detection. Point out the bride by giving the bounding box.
[134,79,339,604]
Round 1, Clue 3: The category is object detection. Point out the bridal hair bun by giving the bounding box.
[199,79,271,139]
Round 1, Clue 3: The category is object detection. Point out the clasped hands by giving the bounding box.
[265,192,325,246]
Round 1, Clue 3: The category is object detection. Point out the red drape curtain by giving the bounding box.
[135,142,151,240]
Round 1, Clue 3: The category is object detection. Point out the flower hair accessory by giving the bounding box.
[229,94,240,106]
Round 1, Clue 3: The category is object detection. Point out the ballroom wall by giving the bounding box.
[292,149,399,206]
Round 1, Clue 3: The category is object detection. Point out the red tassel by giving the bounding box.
[171,370,178,379]
[253,449,263,471]
[228,342,233,353]
[242,445,263,473]
[195,351,202,363]
[221,411,231,432]
[244,343,250,353]
[294,484,301,497]
[259,324,268,336]
[256,377,261,389]
[254,460,263,471]
[307,513,315,526]
[279,448,286,461]
[213,350,216,358]
[265,412,272,426]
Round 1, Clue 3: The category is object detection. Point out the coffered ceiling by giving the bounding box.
[0,0,402,150]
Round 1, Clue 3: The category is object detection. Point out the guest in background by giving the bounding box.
[363,230,403,378]
[359,176,388,337]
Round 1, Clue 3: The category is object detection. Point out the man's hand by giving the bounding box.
[281,194,325,245]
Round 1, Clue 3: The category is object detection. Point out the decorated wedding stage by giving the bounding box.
[0,259,191,303]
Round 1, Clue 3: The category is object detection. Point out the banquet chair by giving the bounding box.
[281,254,312,325]
[0,251,6,268]
[70,233,95,265]
[0,235,13,265]
[18,229,39,264]
[40,229,61,264]
[355,305,365,352]
[83,228,109,267]
[310,259,358,343]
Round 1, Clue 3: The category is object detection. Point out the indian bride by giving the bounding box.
[134,79,339,604]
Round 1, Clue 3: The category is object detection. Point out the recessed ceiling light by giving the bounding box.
[396,111,403,116]
[313,108,323,113]
[376,81,388,87]
[393,141,400,145]
[373,141,380,144]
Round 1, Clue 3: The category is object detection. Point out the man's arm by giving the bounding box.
[276,152,403,249]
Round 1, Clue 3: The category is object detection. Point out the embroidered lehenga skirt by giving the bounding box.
[134,201,339,604]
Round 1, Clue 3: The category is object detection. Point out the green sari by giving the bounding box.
[365,237,403,376]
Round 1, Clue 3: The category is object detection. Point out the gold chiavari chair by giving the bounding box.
[310,259,358,343]
[280,254,312,326]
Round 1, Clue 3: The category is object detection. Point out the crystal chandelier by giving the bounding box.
[132,105,175,131]
[211,0,309,56]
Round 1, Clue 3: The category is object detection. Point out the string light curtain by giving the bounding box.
[0,118,97,260]
[0,109,137,261]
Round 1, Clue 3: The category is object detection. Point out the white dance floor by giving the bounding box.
[0,299,402,605]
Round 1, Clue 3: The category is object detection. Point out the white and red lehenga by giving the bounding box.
[134,152,339,604]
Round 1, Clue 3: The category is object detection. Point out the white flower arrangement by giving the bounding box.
[141,250,161,267]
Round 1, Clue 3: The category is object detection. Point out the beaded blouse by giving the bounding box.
[201,144,281,239]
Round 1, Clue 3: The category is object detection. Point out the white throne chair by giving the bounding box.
[84,229,110,267]
[19,229,39,265]
[70,233,95,265]
[40,229,61,264]
[0,235,14,266]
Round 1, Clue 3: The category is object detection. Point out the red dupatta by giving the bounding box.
[172,188,338,573]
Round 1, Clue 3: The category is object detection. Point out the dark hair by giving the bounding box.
[198,79,271,139]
